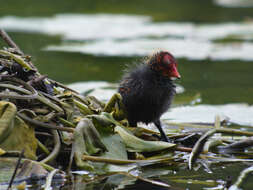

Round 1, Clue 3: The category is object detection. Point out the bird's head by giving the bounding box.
[148,51,181,79]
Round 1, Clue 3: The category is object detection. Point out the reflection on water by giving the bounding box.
[2,14,253,60]
[163,103,253,126]
[1,14,253,40]
[214,0,253,7]
[46,38,253,60]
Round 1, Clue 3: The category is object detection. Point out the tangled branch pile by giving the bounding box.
[0,31,177,182]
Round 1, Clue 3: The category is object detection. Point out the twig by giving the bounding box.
[188,127,253,170]
[0,76,38,99]
[58,117,76,128]
[37,139,50,155]
[27,75,48,86]
[0,29,23,55]
[0,83,38,100]
[17,113,74,133]
[0,29,37,70]
[74,99,93,115]
[0,50,33,71]
[188,129,216,170]
[7,149,24,190]
[47,79,79,94]
[221,137,253,151]
[40,130,61,164]
[38,91,67,109]
[175,146,192,153]
[36,93,64,113]
[35,132,53,137]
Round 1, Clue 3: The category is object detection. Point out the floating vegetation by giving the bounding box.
[1,29,253,189]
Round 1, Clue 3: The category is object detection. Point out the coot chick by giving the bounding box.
[118,51,181,142]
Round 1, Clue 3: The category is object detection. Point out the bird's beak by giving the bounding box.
[171,64,181,79]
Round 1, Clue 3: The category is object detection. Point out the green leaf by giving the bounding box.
[115,126,176,152]
[73,118,107,170]
[91,121,130,174]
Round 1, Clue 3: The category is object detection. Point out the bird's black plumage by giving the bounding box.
[118,51,180,142]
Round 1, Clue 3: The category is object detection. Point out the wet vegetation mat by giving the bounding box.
[1,29,253,190]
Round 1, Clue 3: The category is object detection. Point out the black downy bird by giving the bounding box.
[118,51,181,142]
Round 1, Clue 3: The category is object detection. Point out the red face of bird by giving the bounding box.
[149,51,181,79]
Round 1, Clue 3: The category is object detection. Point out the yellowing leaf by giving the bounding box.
[0,116,38,160]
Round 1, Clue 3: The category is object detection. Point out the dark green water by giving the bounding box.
[1,0,253,189]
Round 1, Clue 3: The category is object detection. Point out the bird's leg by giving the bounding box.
[154,120,169,142]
